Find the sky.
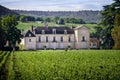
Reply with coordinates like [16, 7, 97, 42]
[0, 0, 114, 11]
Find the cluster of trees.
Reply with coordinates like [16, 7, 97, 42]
[95, 0, 120, 49]
[19, 15, 85, 24]
[0, 15, 22, 50]
[20, 15, 36, 22]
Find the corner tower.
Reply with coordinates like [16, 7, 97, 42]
[74, 26, 90, 49]
[24, 30, 36, 50]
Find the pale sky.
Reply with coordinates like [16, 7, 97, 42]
[0, 0, 114, 11]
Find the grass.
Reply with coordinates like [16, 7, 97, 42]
[17, 22, 97, 33]
[10, 50, 120, 80]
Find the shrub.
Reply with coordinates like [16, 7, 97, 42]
[15, 46, 19, 51]
[1, 46, 13, 51]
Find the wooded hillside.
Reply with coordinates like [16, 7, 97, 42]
[0, 5, 19, 17]
[14, 10, 101, 23]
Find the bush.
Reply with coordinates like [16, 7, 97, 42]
[1, 46, 13, 51]
[15, 46, 19, 51]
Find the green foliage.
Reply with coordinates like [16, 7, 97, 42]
[1, 15, 22, 48]
[58, 18, 65, 24]
[20, 15, 35, 22]
[0, 19, 6, 49]
[112, 14, 120, 49]
[54, 16, 60, 24]
[65, 17, 85, 24]
[14, 10, 101, 23]
[44, 17, 51, 22]
[97, 0, 120, 49]
[0, 51, 11, 80]
[20, 15, 27, 22]
[11, 50, 120, 80]
[7, 52, 15, 80]
[36, 17, 44, 21]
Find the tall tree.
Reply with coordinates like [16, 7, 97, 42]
[1, 15, 22, 49]
[54, 16, 60, 24]
[111, 14, 120, 49]
[0, 18, 6, 49]
[99, 0, 120, 49]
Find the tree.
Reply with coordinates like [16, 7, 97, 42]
[99, 0, 120, 49]
[111, 14, 120, 49]
[20, 15, 27, 22]
[1, 15, 22, 49]
[0, 19, 6, 49]
[36, 17, 43, 21]
[45, 17, 51, 22]
[27, 16, 35, 21]
[59, 18, 65, 24]
[54, 16, 60, 24]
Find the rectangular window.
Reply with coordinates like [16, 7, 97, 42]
[82, 36, 86, 41]
[93, 43, 96, 47]
[29, 39, 31, 42]
[38, 36, 41, 42]
[61, 36, 63, 42]
[53, 36, 56, 42]
[46, 36, 48, 42]
[68, 36, 71, 42]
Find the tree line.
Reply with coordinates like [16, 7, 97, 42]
[18, 15, 86, 24]
[14, 10, 101, 23]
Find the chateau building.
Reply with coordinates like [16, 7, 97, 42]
[23, 25, 99, 50]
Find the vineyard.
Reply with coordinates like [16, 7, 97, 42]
[0, 50, 120, 80]
[0, 51, 11, 80]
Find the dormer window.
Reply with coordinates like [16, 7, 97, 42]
[64, 30, 67, 34]
[42, 30, 45, 34]
[53, 29, 56, 34]
[29, 34, 31, 37]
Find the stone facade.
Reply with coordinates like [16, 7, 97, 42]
[24, 25, 98, 50]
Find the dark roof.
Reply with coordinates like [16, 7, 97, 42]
[25, 30, 36, 37]
[34, 26, 74, 34]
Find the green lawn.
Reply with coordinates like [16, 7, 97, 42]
[8, 50, 120, 80]
[17, 22, 97, 33]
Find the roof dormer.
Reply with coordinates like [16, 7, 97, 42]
[64, 30, 67, 34]
[52, 29, 56, 34]
[42, 30, 45, 34]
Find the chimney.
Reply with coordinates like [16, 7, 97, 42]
[31, 25, 34, 31]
